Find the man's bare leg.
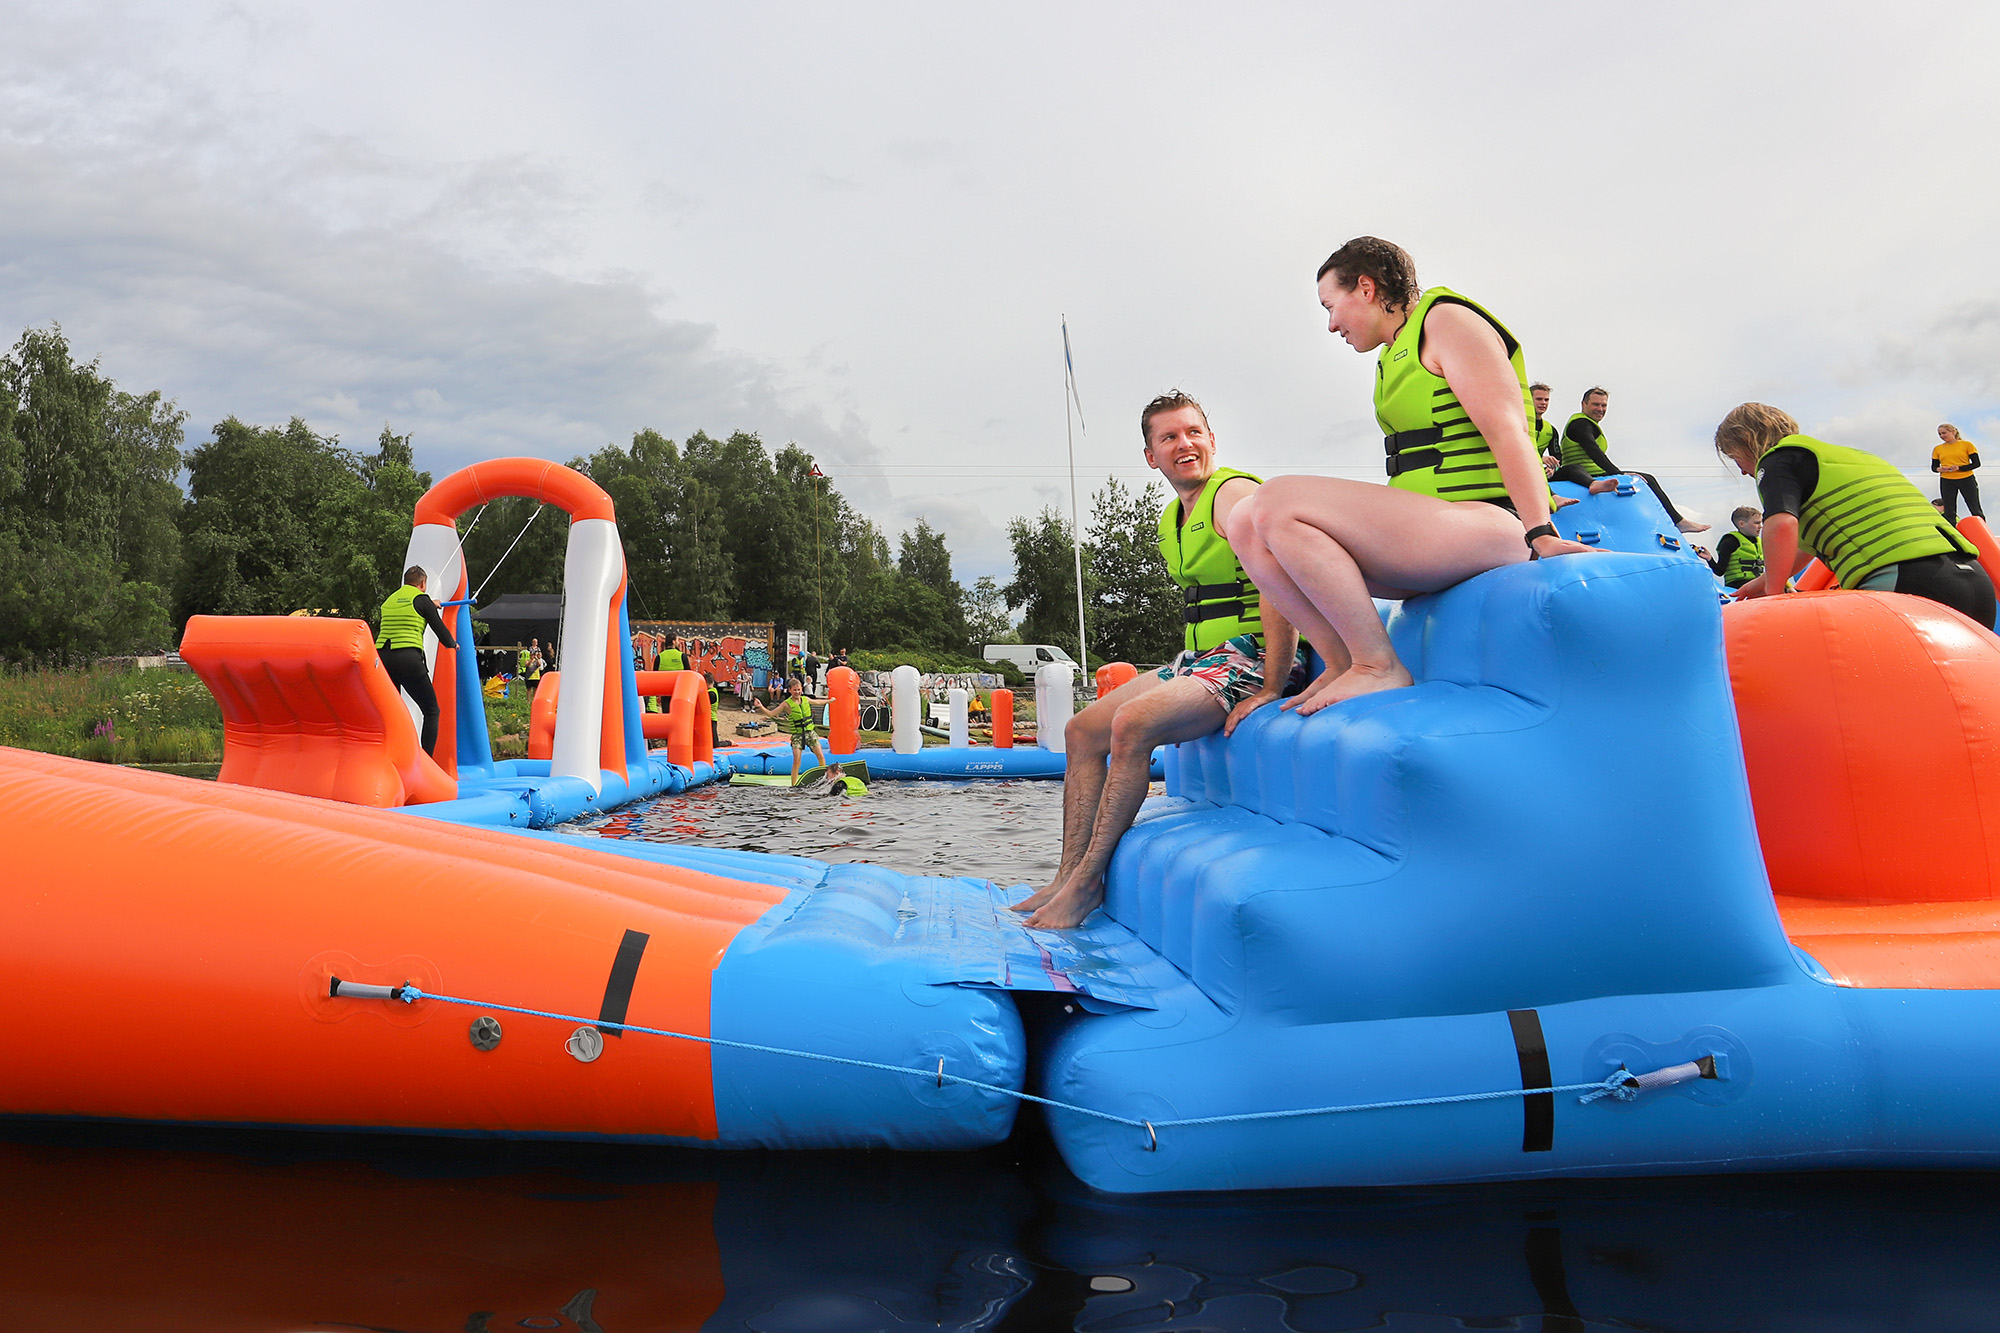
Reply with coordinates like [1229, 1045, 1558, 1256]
[1013, 670, 1167, 912]
[1023, 678, 1228, 930]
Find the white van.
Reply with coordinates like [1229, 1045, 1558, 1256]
[983, 644, 1076, 674]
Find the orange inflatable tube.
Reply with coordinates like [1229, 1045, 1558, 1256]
[634, 670, 714, 767]
[0, 747, 781, 1138]
[1792, 558, 1838, 591]
[1096, 662, 1138, 698]
[1958, 515, 2000, 592]
[828, 665, 860, 755]
[991, 688, 1014, 748]
[180, 615, 457, 807]
[529, 670, 560, 760]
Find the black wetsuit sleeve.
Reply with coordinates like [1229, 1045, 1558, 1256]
[1711, 532, 1740, 575]
[413, 594, 457, 650]
[1757, 447, 1819, 519]
[1564, 418, 1618, 473]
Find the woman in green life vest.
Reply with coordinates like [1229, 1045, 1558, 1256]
[752, 676, 835, 781]
[1716, 402, 1995, 624]
[1230, 236, 1598, 715]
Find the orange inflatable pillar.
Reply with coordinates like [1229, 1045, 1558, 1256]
[991, 688, 1014, 748]
[429, 568, 467, 778]
[667, 669, 713, 767]
[1958, 516, 2000, 593]
[528, 672, 560, 760]
[1793, 559, 1838, 591]
[1096, 662, 1137, 698]
[827, 666, 859, 755]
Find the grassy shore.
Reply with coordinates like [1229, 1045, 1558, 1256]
[0, 664, 224, 764]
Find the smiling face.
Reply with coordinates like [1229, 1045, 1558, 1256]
[1722, 443, 1758, 477]
[1317, 271, 1399, 353]
[1582, 391, 1609, 422]
[1142, 405, 1217, 492]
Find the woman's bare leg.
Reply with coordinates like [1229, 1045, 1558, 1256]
[1234, 477, 1526, 714]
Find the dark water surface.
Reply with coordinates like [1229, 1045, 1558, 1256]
[5, 1119, 1999, 1331]
[568, 776, 1072, 884]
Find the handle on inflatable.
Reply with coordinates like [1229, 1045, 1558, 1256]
[991, 689, 1014, 749]
[1958, 516, 2000, 592]
[1096, 662, 1137, 698]
[827, 667, 859, 755]
[1793, 559, 1838, 592]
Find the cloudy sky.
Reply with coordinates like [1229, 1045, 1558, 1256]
[5, 2, 1997, 581]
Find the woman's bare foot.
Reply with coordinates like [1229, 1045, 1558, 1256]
[1022, 878, 1104, 930]
[1280, 665, 1345, 714]
[1288, 661, 1415, 716]
[1588, 478, 1619, 494]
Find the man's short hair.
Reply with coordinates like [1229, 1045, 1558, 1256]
[1140, 391, 1210, 446]
[1316, 237, 1421, 313]
[1528, 381, 1550, 393]
[1731, 505, 1760, 525]
[404, 566, 427, 584]
[1582, 387, 1608, 405]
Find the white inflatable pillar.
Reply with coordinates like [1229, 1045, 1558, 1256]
[891, 665, 921, 754]
[948, 687, 969, 748]
[549, 518, 625, 792]
[1036, 662, 1075, 753]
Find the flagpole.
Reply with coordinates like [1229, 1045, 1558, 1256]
[1063, 316, 1089, 670]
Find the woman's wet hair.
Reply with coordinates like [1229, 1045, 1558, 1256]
[1316, 237, 1420, 313]
[1714, 403, 1801, 463]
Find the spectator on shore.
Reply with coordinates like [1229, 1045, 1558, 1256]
[1934, 423, 1984, 523]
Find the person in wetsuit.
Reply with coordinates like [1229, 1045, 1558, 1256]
[1555, 387, 1706, 532]
[1709, 506, 1766, 590]
[1933, 423, 1984, 523]
[1717, 402, 1994, 623]
[375, 566, 457, 756]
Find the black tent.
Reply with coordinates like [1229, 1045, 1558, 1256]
[475, 593, 563, 662]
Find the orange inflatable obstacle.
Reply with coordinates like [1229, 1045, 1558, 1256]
[180, 615, 457, 807]
[0, 747, 1022, 1148]
[1725, 589, 2000, 987]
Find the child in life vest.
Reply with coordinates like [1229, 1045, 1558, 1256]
[752, 677, 835, 780]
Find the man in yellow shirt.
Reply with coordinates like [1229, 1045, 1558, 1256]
[1933, 422, 1984, 523]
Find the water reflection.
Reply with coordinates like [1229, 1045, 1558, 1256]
[3, 1121, 1997, 1331]
[569, 778, 1068, 884]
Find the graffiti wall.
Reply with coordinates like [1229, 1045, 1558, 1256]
[631, 621, 774, 701]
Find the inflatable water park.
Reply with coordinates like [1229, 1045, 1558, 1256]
[11, 457, 2000, 1193]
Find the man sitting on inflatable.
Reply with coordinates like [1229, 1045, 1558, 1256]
[1015, 391, 1302, 929]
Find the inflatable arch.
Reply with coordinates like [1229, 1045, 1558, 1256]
[406, 458, 636, 796]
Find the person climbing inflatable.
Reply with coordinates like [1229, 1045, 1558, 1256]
[1230, 236, 1596, 716]
[1716, 402, 1995, 623]
[374, 565, 456, 755]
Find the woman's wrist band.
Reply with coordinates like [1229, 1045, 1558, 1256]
[1523, 523, 1558, 559]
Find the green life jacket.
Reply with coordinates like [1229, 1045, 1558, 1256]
[1559, 414, 1611, 477]
[658, 648, 687, 673]
[376, 584, 428, 651]
[1156, 467, 1265, 653]
[1766, 435, 1975, 587]
[515, 648, 529, 674]
[1534, 415, 1559, 458]
[1375, 287, 1531, 504]
[1721, 532, 1765, 587]
[783, 695, 818, 738]
[707, 682, 720, 714]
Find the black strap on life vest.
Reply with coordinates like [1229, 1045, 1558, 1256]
[1183, 578, 1256, 625]
[1384, 426, 1445, 478]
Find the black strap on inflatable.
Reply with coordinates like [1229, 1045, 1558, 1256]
[1507, 1008, 1555, 1152]
[596, 929, 651, 1038]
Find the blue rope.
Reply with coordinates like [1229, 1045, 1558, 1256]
[396, 985, 1639, 1138]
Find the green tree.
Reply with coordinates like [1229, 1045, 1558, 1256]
[1003, 505, 1092, 660]
[895, 517, 969, 652]
[0, 326, 183, 661]
[1087, 477, 1182, 665]
[965, 574, 1013, 645]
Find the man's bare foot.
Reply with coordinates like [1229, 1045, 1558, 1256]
[1289, 661, 1415, 716]
[1588, 478, 1619, 494]
[1022, 878, 1104, 930]
[1010, 881, 1060, 913]
[1677, 518, 1711, 533]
